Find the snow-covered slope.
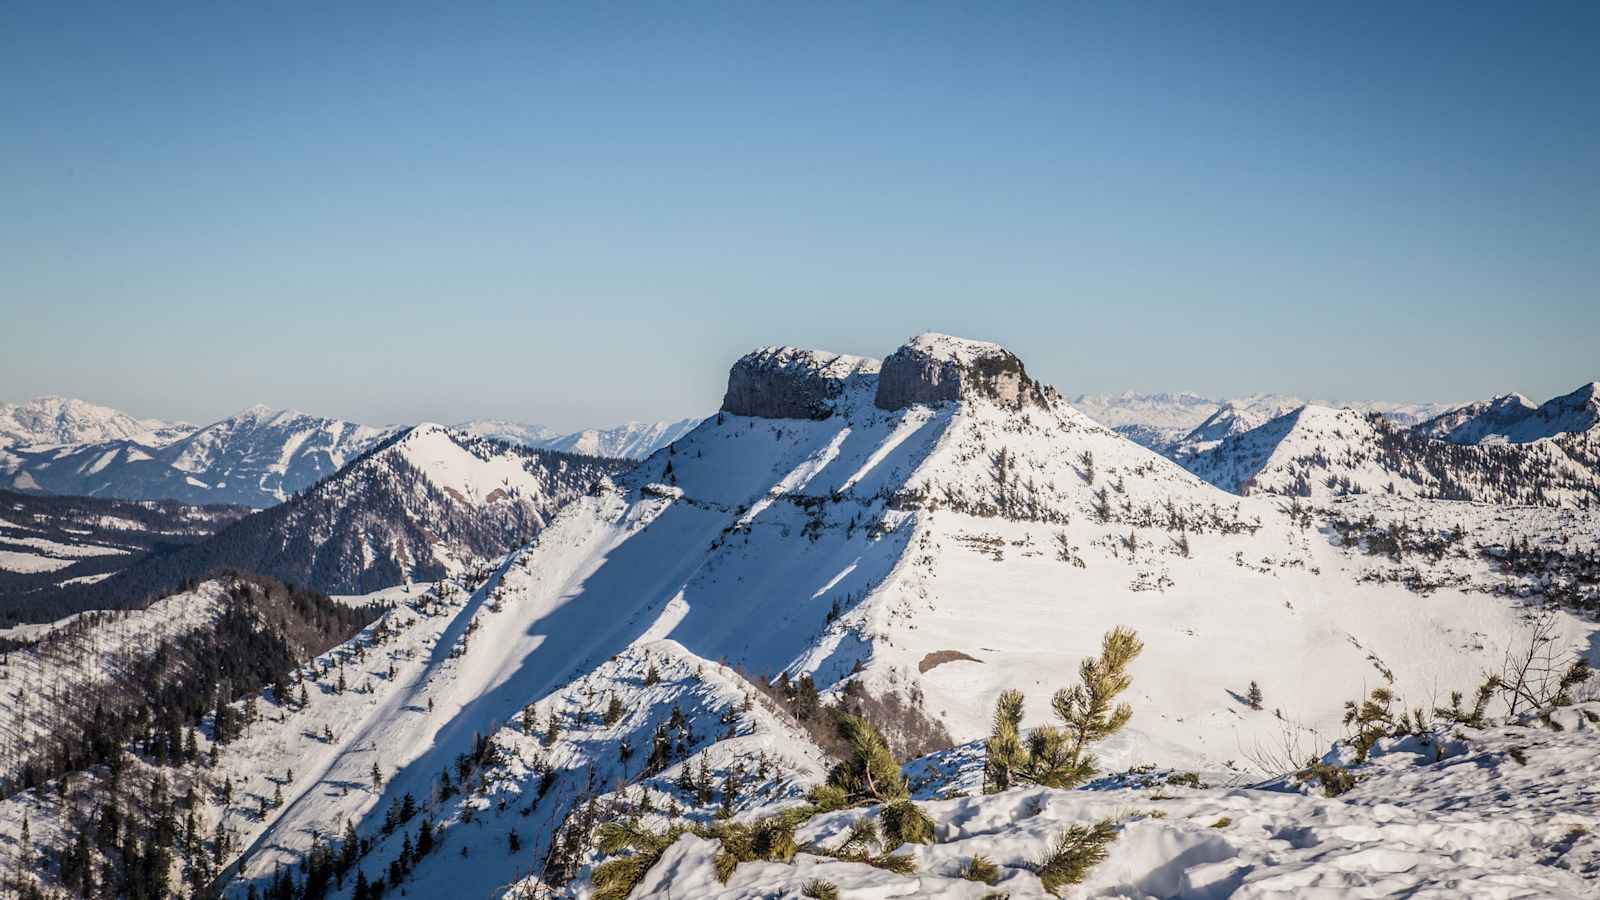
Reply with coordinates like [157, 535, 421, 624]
[1165, 400, 1295, 462]
[1, 334, 1594, 899]
[1071, 392, 1456, 452]
[1182, 403, 1600, 505]
[1414, 392, 1539, 444]
[567, 701, 1600, 898]
[1, 406, 397, 507]
[1419, 382, 1600, 446]
[1503, 381, 1600, 442]
[0, 396, 190, 448]
[51, 425, 630, 612]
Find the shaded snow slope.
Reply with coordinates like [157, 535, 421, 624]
[1418, 381, 1600, 445]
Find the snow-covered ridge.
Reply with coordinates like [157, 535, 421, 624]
[1419, 381, 1600, 445]
[1068, 392, 1459, 452]
[0, 396, 191, 449]
[1181, 400, 1600, 506]
[0, 405, 398, 507]
[54, 424, 631, 606]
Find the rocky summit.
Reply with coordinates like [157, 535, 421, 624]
[874, 331, 1051, 411]
[719, 346, 879, 419]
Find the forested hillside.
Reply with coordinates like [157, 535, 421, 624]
[0, 491, 249, 628]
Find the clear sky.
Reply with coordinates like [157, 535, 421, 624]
[3, 2, 1596, 430]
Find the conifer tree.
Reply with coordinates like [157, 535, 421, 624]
[984, 627, 1143, 792]
[1247, 681, 1264, 711]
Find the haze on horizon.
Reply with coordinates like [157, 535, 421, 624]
[3, 2, 1596, 431]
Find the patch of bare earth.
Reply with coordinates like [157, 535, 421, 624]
[919, 650, 982, 674]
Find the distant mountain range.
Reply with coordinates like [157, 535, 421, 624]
[0, 397, 701, 508]
[0, 405, 397, 508]
[1172, 382, 1600, 506]
[1068, 391, 1457, 449]
[0, 396, 192, 448]
[455, 416, 702, 460]
[20, 425, 629, 622]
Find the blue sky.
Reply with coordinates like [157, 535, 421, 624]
[2, 2, 1596, 429]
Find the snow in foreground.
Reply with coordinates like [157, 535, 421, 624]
[589, 703, 1600, 899]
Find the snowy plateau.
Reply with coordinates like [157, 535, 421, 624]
[0, 333, 1597, 900]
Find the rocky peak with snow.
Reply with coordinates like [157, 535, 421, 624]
[720, 346, 880, 420]
[874, 332, 1050, 412]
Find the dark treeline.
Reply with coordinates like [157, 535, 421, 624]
[4, 572, 383, 899]
[2, 571, 381, 799]
[0, 490, 249, 627]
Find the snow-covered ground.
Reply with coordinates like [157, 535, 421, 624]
[0, 335, 1594, 898]
[599, 702, 1600, 898]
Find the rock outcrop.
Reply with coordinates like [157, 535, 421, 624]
[720, 348, 880, 420]
[874, 332, 1049, 411]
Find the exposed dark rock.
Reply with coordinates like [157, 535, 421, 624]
[720, 347, 880, 420]
[875, 333, 1049, 411]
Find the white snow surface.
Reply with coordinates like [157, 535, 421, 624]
[0, 340, 1594, 900]
[0, 396, 191, 449]
[613, 703, 1600, 899]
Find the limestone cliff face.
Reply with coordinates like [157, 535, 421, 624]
[874, 333, 1049, 411]
[719, 347, 881, 420]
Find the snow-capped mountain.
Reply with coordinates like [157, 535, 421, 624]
[0, 396, 191, 448]
[456, 417, 704, 460]
[48, 424, 629, 613]
[1070, 391, 1456, 451]
[1181, 403, 1600, 504]
[1414, 392, 1540, 443]
[1066, 391, 1219, 448]
[1, 405, 398, 508]
[537, 417, 703, 460]
[1418, 382, 1600, 445]
[1, 334, 1595, 899]
[452, 419, 562, 447]
[1164, 400, 1296, 462]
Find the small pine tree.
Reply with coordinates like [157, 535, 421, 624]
[604, 694, 625, 727]
[984, 627, 1143, 792]
[1247, 681, 1264, 711]
[370, 762, 383, 790]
